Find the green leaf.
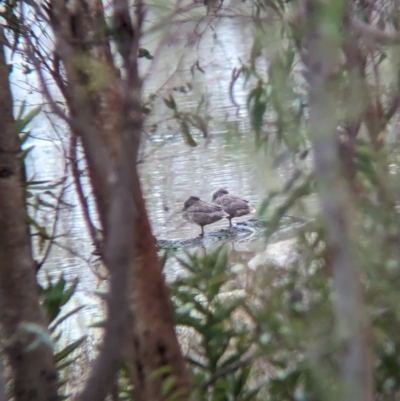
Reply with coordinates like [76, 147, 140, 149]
[161, 376, 177, 396]
[54, 275, 67, 295]
[275, 0, 285, 11]
[186, 356, 207, 370]
[41, 275, 69, 322]
[165, 388, 188, 401]
[138, 48, 153, 59]
[16, 100, 27, 121]
[51, 331, 63, 344]
[93, 291, 108, 300]
[258, 191, 279, 216]
[57, 394, 72, 401]
[207, 274, 226, 301]
[220, 353, 243, 369]
[286, 49, 295, 71]
[180, 121, 197, 147]
[50, 305, 85, 332]
[15, 105, 41, 134]
[26, 214, 50, 240]
[250, 35, 263, 69]
[174, 314, 204, 332]
[214, 298, 244, 321]
[17, 322, 54, 351]
[25, 180, 52, 187]
[19, 130, 31, 146]
[234, 365, 251, 396]
[159, 250, 170, 272]
[54, 336, 86, 363]
[56, 358, 76, 370]
[60, 277, 79, 306]
[150, 365, 172, 379]
[89, 320, 107, 328]
[248, 82, 268, 139]
[377, 51, 387, 66]
[17, 145, 34, 161]
[164, 95, 177, 111]
[243, 387, 261, 401]
[176, 256, 198, 274]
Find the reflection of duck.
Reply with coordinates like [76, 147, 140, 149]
[212, 189, 255, 227]
[182, 196, 227, 236]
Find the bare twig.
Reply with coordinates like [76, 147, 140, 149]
[229, 66, 243, 115]
[69, 135, 103, 257]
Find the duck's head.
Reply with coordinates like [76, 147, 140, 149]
[212, 188, 229, 202]
[182, 196, 201, 211]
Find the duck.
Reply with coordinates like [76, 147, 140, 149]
[182, 196, 227, 236]
[211, 188, 255, 228]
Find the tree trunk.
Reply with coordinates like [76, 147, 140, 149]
[0, 358, 6, 401]
[0, 28, 58, 401]
[46, 1, 191, 399]
[301, 2, 374, 401]
[128, 171, 191, 401]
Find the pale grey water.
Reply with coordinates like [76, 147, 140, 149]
[8, 3, 316, 344]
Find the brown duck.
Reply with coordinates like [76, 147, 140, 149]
[212, 188, 254, 227]
[182, 196, 228, 236]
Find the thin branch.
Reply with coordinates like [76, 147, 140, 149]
[351, 17, 400, 45]
[37, 174, 69, 269]
[69, 135, 104, 257]
[384, 88, 400, 123]
[229, 66, 243, 116]
[22, 31, 72, 127]
[19, 5, 69, 101]
[201, 357, 252, 390]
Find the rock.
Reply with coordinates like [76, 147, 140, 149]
[248, 238, 299, 271]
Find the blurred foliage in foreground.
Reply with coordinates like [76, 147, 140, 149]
[25, 237, 400, 401]
[156, 0, 400, 398]
[163, 241, 400, 401]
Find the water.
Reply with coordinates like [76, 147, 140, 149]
[9, 3, 316, 341]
